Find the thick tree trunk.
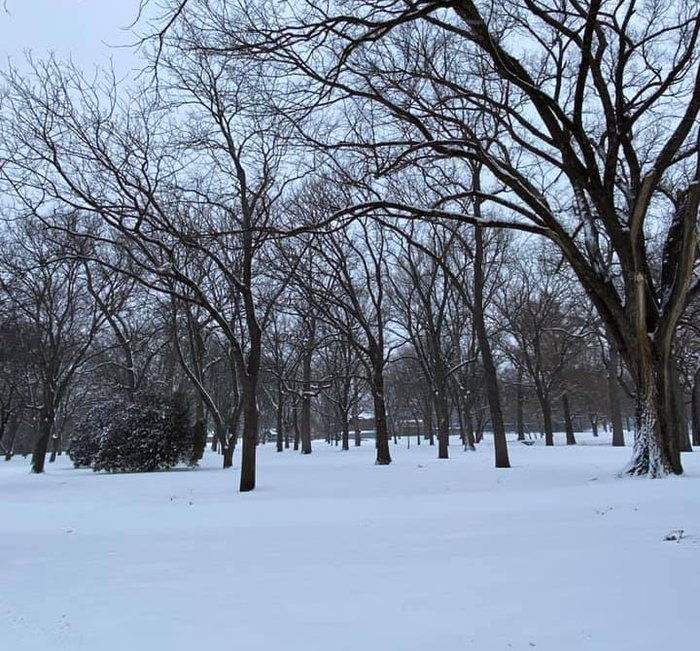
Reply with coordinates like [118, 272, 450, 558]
[562, 392, 576, 445]
[31, 405, 55, 474]
[222, 443, 234, 469]
[239, 383, 259, 492]
[341, 420, 350, 451]
[626, 351, 682, 477]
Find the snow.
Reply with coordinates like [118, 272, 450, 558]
[1, 433, 699, 650]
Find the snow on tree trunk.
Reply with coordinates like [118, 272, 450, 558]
[626, 358, 681, 478]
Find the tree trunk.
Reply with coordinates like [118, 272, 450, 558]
[49, 436, 58, 463]
[516, 366, 525, 441]
[276, 385, 284, 453]
[464, 407, 476, 450]
[539, 393, 553, 446]
[341, 419, 350, 451]
[31, 404, 55, 474]
[607, 340, 625, 447]
[692, 367, 700, 447]
[590, 414, 599, 438]
[626, 350, 682, 477]
[300, 348, 313, 455]
[473, 222, 510, 468]
[456, 400, 466, 447]
[372, 371, 391, 465]
[670, 356, 691, 452]
[293, 408, 300, 451]
[435, 393, 449, 459]
[424, 400, 435, 446]
[562, 392, 576, 445]
[222, 443, 234, 469]
[239, 382, 259, 492]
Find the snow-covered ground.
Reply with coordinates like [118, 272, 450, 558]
[1, 433, 699, 650]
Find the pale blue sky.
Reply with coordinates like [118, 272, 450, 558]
[0, 1, 150, 77]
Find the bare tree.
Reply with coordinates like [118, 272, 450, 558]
[0, 31, 302, 489]
[499, 252, 590, 446]
[299, 216, 394, 465]
[389, 227, 470, 458]
[0, 219, 104, 472]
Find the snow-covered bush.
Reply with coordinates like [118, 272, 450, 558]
[69, 404, 110, 468]
[69, 392, 193, 472]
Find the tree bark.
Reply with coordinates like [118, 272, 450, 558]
[562, 392, 576, 445]
[300, 347, 313, 455]
[372, 370, 391, 465]
[341, 420, 350, 451]
[538, 392, 554, 446]
[217, 420, 234, 469]
[590, 414, 599, 438]
[31, 403, 55, 474]
[607, 340, 625, 447]
[670, 356, 691, 452]
[473, 221, 510, 468]
[293, 409, 300, 451]
[516, 365, 526, 441]
[692, 367, 700, 447]
[626, 349, 682, 477]
[239, 379, 259, 492]
[435, 393, 450, 459]
[276, 384, 284, 453]
[464, 407, 476, 450]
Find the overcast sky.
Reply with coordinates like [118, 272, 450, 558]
[0, 1, 151, 78]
